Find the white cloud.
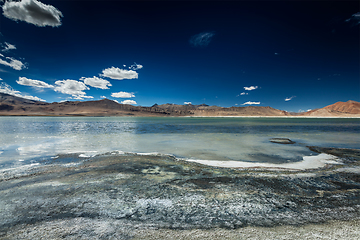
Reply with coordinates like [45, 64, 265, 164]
[307, 109, 312, 112]
[345, 12, 360, 26]
[3, 42, 16, 51]
[242, 101, 260, 105]
[189, 32, 215, 47]
[0, 78, 2, 81]
[121, 100, 137, 105]
[244, 86, 258, 91]
[111, 91, 135, 98]
[2, 0, 63, 27]
[240, 92, 248, 95]
[100, 96, 106, 99]
[54, 79, 92, 99]
[80, 76, 112, 89]
[16, 77, 54, 88]
[0, 82, 45, 101]
[0, 55, 26, 70]
[129, 62, 143, 70]
[100, 66, 138, 80]
[285, 96, 296, 101]
[184, 102, 192, 105]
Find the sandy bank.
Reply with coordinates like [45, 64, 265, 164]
[187, 153, 342, 170]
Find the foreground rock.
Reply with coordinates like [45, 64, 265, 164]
[0, 147, 360, 239]
[269, 138, 295, 144]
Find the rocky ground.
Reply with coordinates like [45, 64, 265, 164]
[0, 147, 360, 239]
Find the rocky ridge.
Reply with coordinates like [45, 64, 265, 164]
[0, 93, 359, 117]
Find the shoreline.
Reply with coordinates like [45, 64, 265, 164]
[0, 114, 359, 118]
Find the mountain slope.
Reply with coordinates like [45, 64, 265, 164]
[302, 100, 360, 117]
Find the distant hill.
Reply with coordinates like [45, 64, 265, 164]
[302, 100, 360, 117]
[0, 92, 359, 117]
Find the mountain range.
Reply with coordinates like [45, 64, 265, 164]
[0, 93, 359, 117]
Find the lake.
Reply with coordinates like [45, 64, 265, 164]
[1, 116, 359, 169]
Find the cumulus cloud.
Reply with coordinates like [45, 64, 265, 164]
[189, 31, 215, 47]
[2, 42, 16, 51]
[242, 101, 260, 105]
[121, 100, 137, 105]
[100, 66, 138, 80]
[16, 77, 54, 88]
[285, 96, 296, 101]
[111, 91, 135, 98]
[2, 0, 63, 27]
[345, 12, 360, 26]
[184, 102, 192, 105]
[0, 55, 26, 70]
[244, 86, 258, 91]
[80, 76, 112, 89]
[0, 82, 45, 101]
[129, 62, 143, 70]
[54, 79, 92, 99]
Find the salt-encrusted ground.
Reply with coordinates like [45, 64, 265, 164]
[1, 147, 360, 239]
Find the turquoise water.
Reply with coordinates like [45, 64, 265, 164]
[0, 117, 359, 169]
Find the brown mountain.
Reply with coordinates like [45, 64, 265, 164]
[0, 92, 290, 117]
[0, 93, 359, 117]
[301, 100, 360, 117]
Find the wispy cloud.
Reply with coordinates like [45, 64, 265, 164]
[345, 12, 360, 26]
[0, 82, 45, 101]
[100, 66, 138, 80]
[236, 92, 248, 97]
[285, 96, 296, 101]
[2, 0, 63, 27]
[121, 100, 137, 105]
[129, 62, 143, 71]
[111, 91, 135, 98]
[80, 76, 112, 89]
[189, 32, 215, 48]
[54, 79, 93, 99]
[16, 77, 54, 88]
[2, 42, 16, 51]
[242, 101, 260, 105]
[0, 55, 26, 70]
[244, 86, 258, 91]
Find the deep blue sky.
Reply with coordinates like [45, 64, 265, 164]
[0, 0, 359, 112]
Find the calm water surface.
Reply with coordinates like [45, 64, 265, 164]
[0, 117, 359, 169]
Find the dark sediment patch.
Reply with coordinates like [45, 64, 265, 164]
[0, 148, 360, 239]
[307, 146, 360, 163]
